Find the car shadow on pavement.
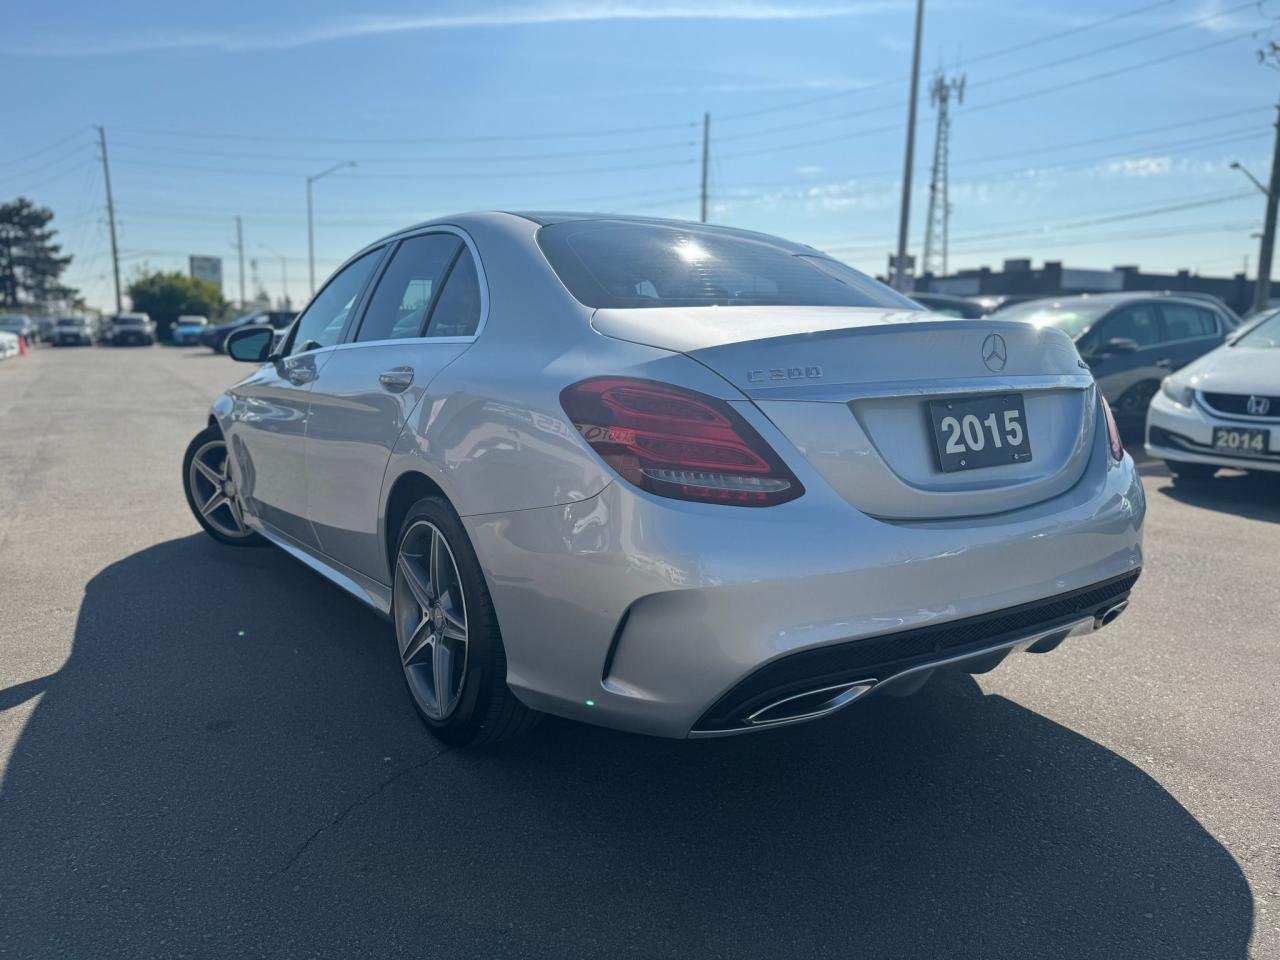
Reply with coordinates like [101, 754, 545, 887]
[1155, 472, 1280, 525]
[0, 535, 1254, 959]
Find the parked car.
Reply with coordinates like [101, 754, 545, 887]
[1146, 309, 1279, 478]
[0, 330, 18, 359]
[171, 315, 209, 346]
[971, 294, 1048, 315]
[107, 313, 156, 346]
[201, 310, 296, 353]
[0, 314, 38, 346]
[996, 293, 1234, 427]
[910, 292, 987, 318]
[182, 212, 1144, 747]
[52, 316, 94, 346]
[37, 317, 58, 342]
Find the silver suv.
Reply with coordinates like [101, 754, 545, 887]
[107, 313, 155, 346]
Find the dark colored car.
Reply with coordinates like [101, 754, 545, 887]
[107, 313, 156, 346]
[202, 311, 297, 353]
[910, 293, 986, 318]
[997, 293, 1236, 425]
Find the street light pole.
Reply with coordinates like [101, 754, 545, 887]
[306, 161, 356, 297]
[1232, 100, 1280, 312]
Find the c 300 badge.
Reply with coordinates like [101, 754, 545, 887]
[746, 365, 823, 383]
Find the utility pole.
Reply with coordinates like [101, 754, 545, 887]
[1253, 101, 1280, 312]
[922, 70, 965, 280]
[700, 113, 711, 223]
[306, 161, 356, 297]
[234, 215, 246, 310]
[892, 0, 926, 292]
[94, 126, 122, 314]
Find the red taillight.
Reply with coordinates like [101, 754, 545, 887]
[1099, 388, 1124, 462]
[560, 377, 804, 507]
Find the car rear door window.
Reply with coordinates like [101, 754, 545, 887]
[356, 234, 462, 343]
[289, 249, 382, 355]
[1160, 303, 1217, 341]
[1089, 305, 1158, 350]
[425, 250, 482, 338]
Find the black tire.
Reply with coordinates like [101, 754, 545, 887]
[1166, 460, 1216, 480]
[393, 496, 540, 746]
[182, 425, 266, 547]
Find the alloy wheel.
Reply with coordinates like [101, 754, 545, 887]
[394, 521, 469, 721]
[188, 439, 251, 539]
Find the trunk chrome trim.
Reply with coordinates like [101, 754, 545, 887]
[741, 373, 1094, 403]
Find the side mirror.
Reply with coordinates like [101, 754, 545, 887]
[226, 325, 275, 362]
[1106, 337, 1139, 354]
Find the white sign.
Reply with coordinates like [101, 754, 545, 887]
[189, 256, 223, 290]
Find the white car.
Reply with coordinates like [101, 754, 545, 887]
[0, 330, 18, 359]
[183, 212, 1145, 746]
[1146, 310, 1280, 477]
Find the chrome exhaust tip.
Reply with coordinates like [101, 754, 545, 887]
[1095, 600, 1129, 630]
[745, 680, 875, 727]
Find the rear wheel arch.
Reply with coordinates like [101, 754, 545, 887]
[384, 469, 451, 581]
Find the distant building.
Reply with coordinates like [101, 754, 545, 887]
[918, 258, 1254, 315]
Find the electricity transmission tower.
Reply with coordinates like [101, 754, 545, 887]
[922, 70, 964, 280]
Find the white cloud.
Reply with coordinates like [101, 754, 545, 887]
[1102, 156, 1175, 178]
[6, 2, 912, 56]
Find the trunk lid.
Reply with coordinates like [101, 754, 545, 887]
[593, 306, 1097, 519]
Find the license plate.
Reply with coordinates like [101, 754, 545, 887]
[1212, 427, 1270, 457]
[928, 394, 1033, 473]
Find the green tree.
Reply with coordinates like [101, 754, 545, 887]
[126, 271, 226, 342]
[0, 197, 76, 308]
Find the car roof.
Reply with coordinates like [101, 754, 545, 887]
[364, 210, 819, 256]
[1019, 291, 1226, 309]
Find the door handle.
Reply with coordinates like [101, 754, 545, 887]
[1154, 358, 1172, 369]
[378, 366, 415, 392]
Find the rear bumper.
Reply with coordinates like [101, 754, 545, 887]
[1146, 392, 1280, 473]
[465, 421, 1145, 739]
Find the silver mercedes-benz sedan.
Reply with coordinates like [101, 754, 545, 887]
[183, 212, 1145, 746]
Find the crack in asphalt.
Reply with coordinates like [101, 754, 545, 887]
[271, 747, 452, 878]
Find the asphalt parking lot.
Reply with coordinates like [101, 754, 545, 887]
[1, 344, 1277, 959]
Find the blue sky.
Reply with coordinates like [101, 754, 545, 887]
[2, 0, 1275, 311]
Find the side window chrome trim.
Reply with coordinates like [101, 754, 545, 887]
[339, 224, 489, 347]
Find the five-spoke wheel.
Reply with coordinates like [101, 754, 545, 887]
[182, 425, 264, 546]
[391, 497, 540, 744]
[394, 520, 469, 721]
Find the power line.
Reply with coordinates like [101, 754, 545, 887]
[823, 198, 1258, 255]
[711, 108, 1271, 195]
[0, 128, 92, 168]
[112, 118, 699, 146]
[965, 0, 1182, 66]
[717, 0, 1251, 147]
[966, 30, 1256, 117]
[106, 136, 700, 165]
[107, 154, 698, 181]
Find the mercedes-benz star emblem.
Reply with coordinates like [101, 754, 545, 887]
[1247, 395, 1271, 416]
[981, 332, 1008, 372]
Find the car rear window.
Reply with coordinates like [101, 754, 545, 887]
[536, 220, 917, 310]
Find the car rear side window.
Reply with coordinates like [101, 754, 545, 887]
[425, 250, 482, 337]
[537, 220, 917, 310]
[356, 234, 462, 343]
[1161, 303, 1217, 340]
